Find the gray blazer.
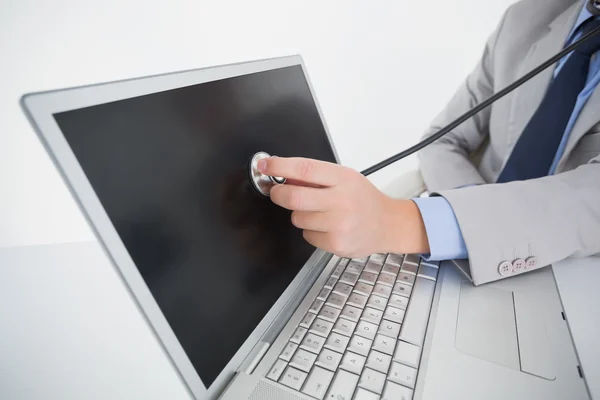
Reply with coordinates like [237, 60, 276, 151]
[418, 0, 600, 285]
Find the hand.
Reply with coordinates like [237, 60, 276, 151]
[257, 157, 430, 257]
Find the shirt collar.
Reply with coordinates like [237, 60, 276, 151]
[569, 0, 597, 38]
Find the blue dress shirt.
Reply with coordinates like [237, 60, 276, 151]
[413, 2, 600, 261]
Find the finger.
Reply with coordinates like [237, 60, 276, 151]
[258, 157, 340, 187]
[291, 211, 331, 232]
[302, 230, 330, 250]
[284, 178, 323, 188]
[270, 185, 334, 212]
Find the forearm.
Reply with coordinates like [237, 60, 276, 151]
[438, 162, 600, 285]
[417, 6, 511, 192]
[419, 140, 487, 191]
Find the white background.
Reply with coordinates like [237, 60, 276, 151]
[0, 0, 516, 248]
[0, 0, 515, 399]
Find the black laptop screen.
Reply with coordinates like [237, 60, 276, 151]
[53, 65, 337, 387]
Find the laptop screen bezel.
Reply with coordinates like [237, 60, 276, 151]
[20, 55, 341, 399]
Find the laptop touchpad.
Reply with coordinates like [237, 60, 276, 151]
[455, 282, 520, 370]
[455, 281, 555, 379]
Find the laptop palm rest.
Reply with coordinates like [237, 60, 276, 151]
[455, 281, 555, 380]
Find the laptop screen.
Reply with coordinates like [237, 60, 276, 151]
[53, 64, 337, 387]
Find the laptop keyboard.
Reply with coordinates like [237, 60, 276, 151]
[266, 253, 439, 400]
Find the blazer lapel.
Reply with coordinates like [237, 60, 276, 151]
[556, 84, 600, 171]
[507, 2, 583, 153]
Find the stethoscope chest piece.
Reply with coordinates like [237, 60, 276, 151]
[249, 151, 286, 196]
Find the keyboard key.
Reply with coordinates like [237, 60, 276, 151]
[300, 312, 317, 328]
[333, 282, 353, 298]
[339, 351, 366, 374]
[388, 361, 417, 389]
[386, 253, 404, 266]
[418, 264, 438, 281]
[340, 305, 362, 322]
[389, 294, 409, 310]
[381, 263, 400, 276]
[317, 288, 331, 301]
[369, 253, 387, 264]
[349, 335, 373, 356]
[403, 254, 420, 265]
[392, 282, 412, 298]
[373, 333, 396, 356]
[383, 306, 405, 324]
[372, 283, 392, 298]
[346, 261, 365, 275]
[279, 366, 307, 390]
[326, 292, 346, 309]
[382, 381, 413, 400]
[394, 340, 421, 369]
[325, 332, 350, 353]
[266, 359, 287, 381]
[300, 333, 325, 354]
[324, 277, 338, 290]
[399, 277, 436, 346]
[361, 307, 383, 325]
[331, 264, 346, 279]
[353, 256, 369, 264]
[378, 320, 401, 339]
[290, 348, 317, 372]
[309, 299, 324, 314]
[397, 272, 416, 286]
[316, 348, 342, 371]
[326, 369, 359, 400]
[366, 349, 392, 374]
[359, 271, 378, 285]
[319, 305, 341, 323]
[279, 342, 298, 361]
[401, 262, 419, 275]
[338, 258, 350, 267]
[340, 271, 359, 286]
[301, 366, 334, 400]
[367, 294, 388, 311]
[358, 367, 386, 394]
[347, 292, 368, 309]
[355, 320, 378, 340]
[290, 326, 308, 344]
[377, 273, 396, 287]
[353, 387, 380, 400]
[310, 318, 333, 337]
[354, 282, 374, 297]
[364, 260, 383, 274]
[333, 318, 356, 337]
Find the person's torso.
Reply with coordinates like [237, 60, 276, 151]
[476, 0, 600, 181]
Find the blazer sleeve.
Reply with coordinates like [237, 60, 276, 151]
[436, 159, 600, 285]
[417, 7, 510, 191]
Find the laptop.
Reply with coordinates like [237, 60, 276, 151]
[19, 55, 597, 400]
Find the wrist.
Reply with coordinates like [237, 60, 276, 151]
[381, 198, 430, 255]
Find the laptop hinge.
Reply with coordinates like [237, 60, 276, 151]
[237, 252, 333, 377]
[261, 252, 333, 344]
[240, 342, 270, 375]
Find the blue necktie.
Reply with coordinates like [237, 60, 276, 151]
[497, 19, 600, 183]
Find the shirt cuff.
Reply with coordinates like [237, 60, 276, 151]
[412, 196, 468, 261]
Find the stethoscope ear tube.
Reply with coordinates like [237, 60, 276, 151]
[248, 9, 600, 194]
[360, 14, 600, 177]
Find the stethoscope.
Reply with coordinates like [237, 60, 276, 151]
[250, 0, 600, 197]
